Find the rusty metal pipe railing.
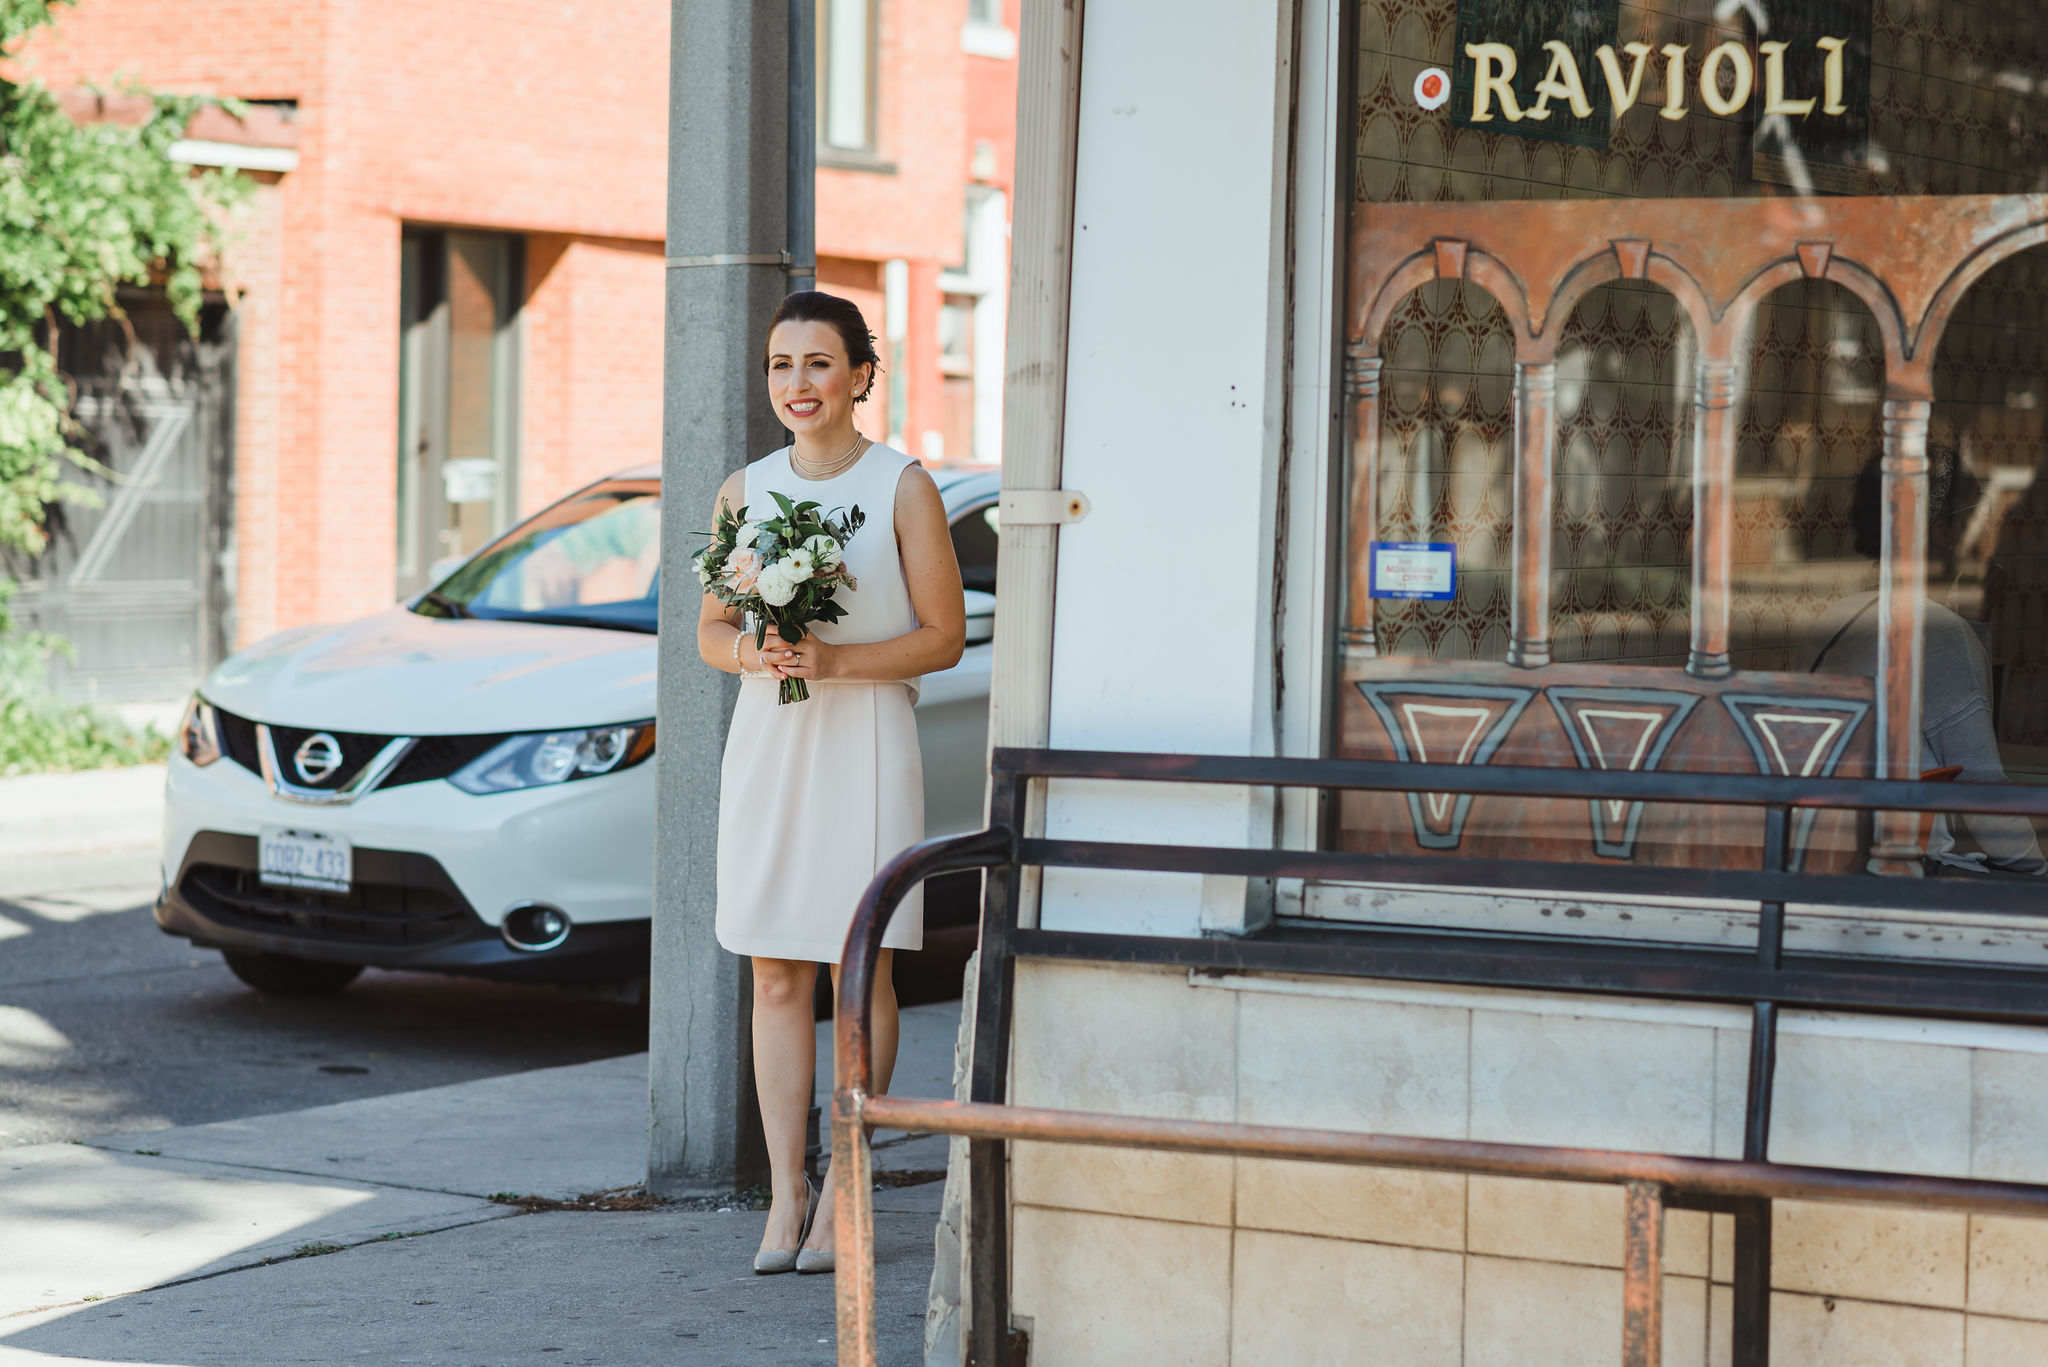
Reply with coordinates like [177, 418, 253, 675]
[829, 755, 2048, 1367]
[833, 830, 1012, 1359]
[851, 1093, 2048, 1219]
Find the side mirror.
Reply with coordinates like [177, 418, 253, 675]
[963, 589, 996, 646]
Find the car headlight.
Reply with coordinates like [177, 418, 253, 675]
[449, 721, 656, 795]
[177, 695, 222, 767]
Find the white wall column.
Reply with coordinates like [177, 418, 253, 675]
[1042, 0, 1298, 935]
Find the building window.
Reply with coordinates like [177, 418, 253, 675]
[938, 295, 975, 374]
[939, 188, 1008, 465]
[961, 0, 1015, 59]
[938, 294, 977, 466]
[819, 0, 877, 153]
[397, 229, 523, 598]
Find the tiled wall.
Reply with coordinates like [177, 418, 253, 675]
[1006, 960, 2048, 1366]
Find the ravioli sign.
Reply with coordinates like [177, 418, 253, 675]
[1752, 0, 1873, 194]
[1451, 0, 1620, 149]
[1449, 0, 1865, 160]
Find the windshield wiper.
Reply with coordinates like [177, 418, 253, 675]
[506, 612, 657, 635]
[418, 591, 471, 619]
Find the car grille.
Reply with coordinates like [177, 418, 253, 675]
[177, 831, 475, 947]
[265, 723, 397, 790]
[216, 709, 263, 773]
[212, 707, 509, 791]
[383, 733, 510, 788]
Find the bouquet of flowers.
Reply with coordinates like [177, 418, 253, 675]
[696, 491, 866, 704]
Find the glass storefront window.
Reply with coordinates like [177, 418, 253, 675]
[1330, 0, 2048, 888]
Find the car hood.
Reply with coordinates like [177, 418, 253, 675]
[203, 608, 658, 735]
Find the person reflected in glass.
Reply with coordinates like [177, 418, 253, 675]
[1982, 448, 2048, 762]
[1798, 447, 2046, 875]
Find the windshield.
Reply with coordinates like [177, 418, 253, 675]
[414, 480, 660, 633]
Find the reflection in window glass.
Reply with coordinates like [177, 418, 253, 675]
[1333, 0, 2048, 880]
[1372, 279, 1515, 662]
[423, 486, 660, 634]
[1934, 248, 2048, 808]
[1728, 281, 1882, 673]
[1550, 282, 1694, 668]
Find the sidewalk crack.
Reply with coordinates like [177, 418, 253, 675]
[72, 1146, 523, 1201]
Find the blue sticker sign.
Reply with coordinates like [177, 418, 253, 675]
[1369, 541, 1457, 601]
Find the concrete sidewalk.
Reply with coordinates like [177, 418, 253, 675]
[0, 765, 165, 899]
[0, 1003, 960, 1366]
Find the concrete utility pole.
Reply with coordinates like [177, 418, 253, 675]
[647, 0, 800, 1197]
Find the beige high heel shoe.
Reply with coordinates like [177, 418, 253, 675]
[753, 1176, 819, 1275]
[797, 1186, 834, 1275]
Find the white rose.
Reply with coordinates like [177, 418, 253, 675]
[802, 534, 843, 570]
[757, 562, 800, 606]
[735, 521, 761, 548]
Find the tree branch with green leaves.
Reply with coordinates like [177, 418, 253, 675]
[0, 0, 247, 770]
[0, 0, 248, 578]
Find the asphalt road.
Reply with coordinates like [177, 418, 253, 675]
[0, 877, 649, 1150]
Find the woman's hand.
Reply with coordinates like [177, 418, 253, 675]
[760, 628, 837, 683]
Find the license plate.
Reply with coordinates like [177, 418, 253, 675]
[258, 827, 352, 894]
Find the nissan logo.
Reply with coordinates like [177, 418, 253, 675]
[293, 733, 345, 784]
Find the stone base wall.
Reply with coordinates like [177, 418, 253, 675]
[1003, 960, 2048, 1366]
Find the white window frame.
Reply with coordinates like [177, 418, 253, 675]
[819, 0, 880, 154]
[961, 9, 1016, 61]
[1276, 0, 1346, 882]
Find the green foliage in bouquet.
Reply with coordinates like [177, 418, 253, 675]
[695, 491, 866, 703]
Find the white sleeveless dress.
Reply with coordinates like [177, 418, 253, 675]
[715, 443, 925, 962]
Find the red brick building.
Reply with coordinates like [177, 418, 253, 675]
[15, 0, 1015, 686]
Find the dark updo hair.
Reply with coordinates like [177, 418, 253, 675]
[762, 290, 882, 403]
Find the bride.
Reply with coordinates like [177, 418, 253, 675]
[696, 290, 966, 1273]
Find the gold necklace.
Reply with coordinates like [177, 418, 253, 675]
[792, 432, 867, 481]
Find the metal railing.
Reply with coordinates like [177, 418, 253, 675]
[830, 749, 2048, 1367]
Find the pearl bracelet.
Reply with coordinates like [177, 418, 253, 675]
[732, 629, 765, 678]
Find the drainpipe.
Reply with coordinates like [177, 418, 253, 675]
[788, 0, 816, 298]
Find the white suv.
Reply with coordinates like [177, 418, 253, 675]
[158, 464, 999, 994]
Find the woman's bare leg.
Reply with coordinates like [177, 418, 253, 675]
[752, 955, 820, 1254]
[805, 948, 896, 1251]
